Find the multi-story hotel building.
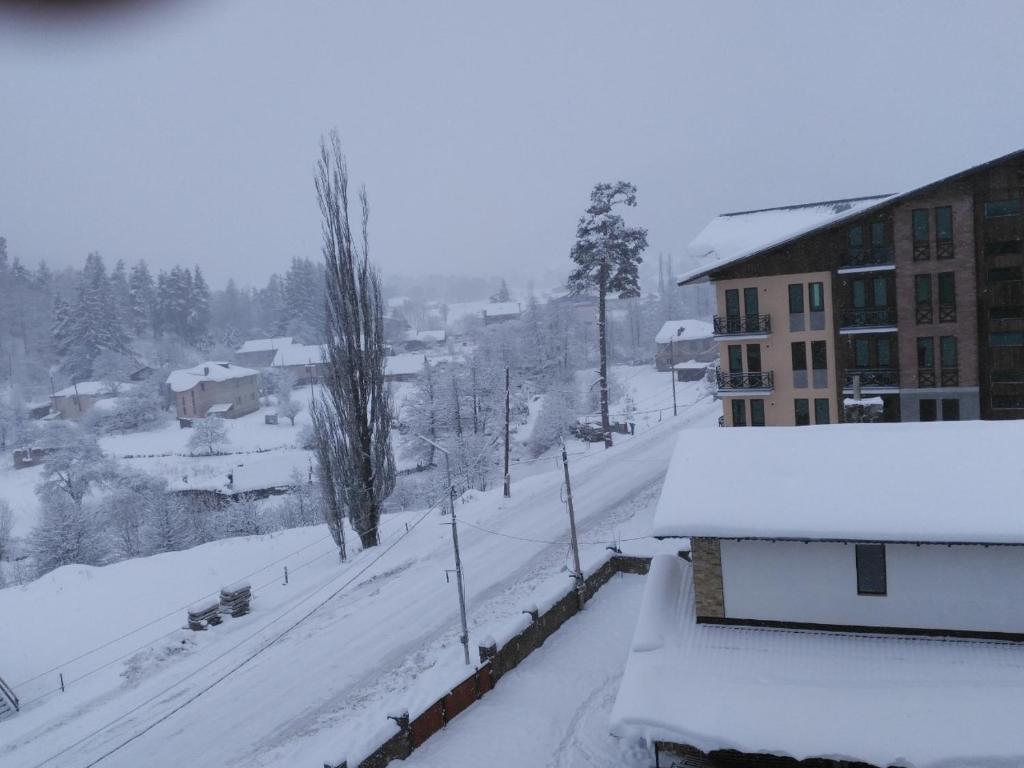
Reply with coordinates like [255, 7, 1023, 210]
[681, 149, 1024, 426]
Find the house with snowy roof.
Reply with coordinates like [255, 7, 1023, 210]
[612, 420, 1024, 768]
[166, 362, 259, 420]
[653, 319, 715, 371]
[234, 337, 295, 368]
[50, 381, 121, 420]
[271, 343, 327, 385]
[680, 147, 1024, 427]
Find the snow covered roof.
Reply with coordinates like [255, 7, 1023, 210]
[482, 301, 521, 318]
[235, 337, 294, 354]
[403, 329, 446, 344]
[678, 195, 892, 284]
[654, 319, 714, 344]
[52, 381, 118, 398]
[272, 344, 327, 367]
[385, 353, 426, 377]
[612, 555, 1024, 768]
[655, 421, 1024, 544]
[672, 360, 708, 370]
[166, 362, 259, 393]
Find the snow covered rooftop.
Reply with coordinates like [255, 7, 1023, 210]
[678, 195, 892, 284]
[272, 344, 327, 367]
[655, 421, 1024, 544]
[482, 301, 521, 318]
[385, 353, 426, 378]
[51, 381, 118, 398]
[672, 360, 708, 370]
[235, 337, 294, 354]
[612, 555, 1024, 768]
[654, 319, 714, 344]
[403, 329, 446, 344]
[166, 362, 259, 393]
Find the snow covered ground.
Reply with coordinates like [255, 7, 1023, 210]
[399, 574, 651, 768]
[0, 384, 718, 768]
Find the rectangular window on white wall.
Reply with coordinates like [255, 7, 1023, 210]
[855, 544, 887, 596]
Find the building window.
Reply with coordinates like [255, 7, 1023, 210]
[873, 276, 888, 307]
[917, 337, 935, 368]
[854, 338, 870, 368]
[919, 399, 938, 422]
[935, 206, 953, 244]
[789, 283, 805, 332]
[984, 199, 1021, 218]
[984, 240, 1022, 256]
[912, 209, 929, 243]
[728, 345, 743, 372]
[750, 399, 765, 427]
[878, 337, 893, 368]
[794, 398, 810, 426]
[791, 341, 807, 388]
[731, 399, 746, 427]
[848, 225, 863, 252]
[937, 272, 956, 321]
[991, 306, 1024, 319]
[870, 220, 885, 248]
[746, 344, 762, 374]
[855, 544, 887, 596]
[988, 266, 1023, 282]
[814, 398, 830, 425]
[942, 399, 961, 421]
[990, 332, 1024, 347]
[743, 287, 759, 317]
[993, 395, 1024, 409]
[993, 369, 1024, 382]
[915, 274, 932, 324]
[940, 336, 957, 369]
[809, 282, 825, 312]
[725, 289, 740, 318]
[811, 340, 828, 388]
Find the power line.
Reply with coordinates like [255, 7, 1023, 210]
[457, 517, 652, 547]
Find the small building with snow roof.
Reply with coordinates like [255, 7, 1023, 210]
[166, 361, 259, 420]
[612, 420, 1024, 767]
[50, 381, 122, 420]
[653, 319, 715, 370]
[271, 343, 327, 385]
[234, 337, 294, 368]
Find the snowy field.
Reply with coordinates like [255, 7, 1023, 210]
[399, 574, 651, 768]
[0, 380, 718, 768]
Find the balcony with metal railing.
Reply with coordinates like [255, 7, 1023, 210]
[712, 314, 771, 338]
[838, 307, 898, 333]
[843, 368, 900, 393]
[838, 245, 895, 272]
[716, 368, 774, 394]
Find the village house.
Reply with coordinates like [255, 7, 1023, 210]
[681, 148, 1024, 426]
[49, 381, 120, 420]
[271, 343, 327, 385]
[401, 328, 446, 352]
[612, 421, 1024, 768]
[653, 318, 715, 371]
[166, 362, 259, 420]
[384, 352, 426, 383]
[234, 337, 294, 368]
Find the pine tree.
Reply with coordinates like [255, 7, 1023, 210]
[109, 259, 131, 334]
[189, 265, 211, 346]
[568, 182, 648, 448]
[128, 260, 155, 337]
[59, 253, 131, 380]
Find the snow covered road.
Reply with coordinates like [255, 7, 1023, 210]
[2, 394, 717, 768]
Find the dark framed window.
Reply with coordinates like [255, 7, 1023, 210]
[731, 399, 746, 427]
[750, 399, 765, 427]
[854, 338, 870, 367]
[725, 289, 740, 317]
[788, 283, 804, 313]
[940, 336, 958, 368]
[728, 344, 743, 372]
[811, 340, 827, 370]
[935, 206, 953, 242]
[877, 338, 893, 368]
[794, 398, 810, 426]
[915, 274, 932, 305]
[870, 220, 885, 246]
[848, 225, 863, 250]
[917, 337, 935, 368]
[809, 282, 825, 312]
[942, 399, 960, 421]
[984, 240, 1022, 256]
[991, 306, 1024, 319]
[873, 277, 888, 307]
[919, 399, 938, 422]
[855, 544, 887, 596]
[937, 272, 956, 307]
[993, 395, 1024, 409]
[989, 267, 1023, 282]
[852, 279, 866, 308]
[746, 344, 762, 372]
[743, 287, 759, 317]
[984, 199, 1021, 218]
[912, 209, 929, 243]
[791, 341, 807, 371]
[814, 398, 830, 425]
[991, 332, 1024, 347]
[993, 369, 1024, 382]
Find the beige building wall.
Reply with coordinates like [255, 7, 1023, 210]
[175, 375, 260, 419]
[715, 271, 838, 426]
[51, 393, 104, 420]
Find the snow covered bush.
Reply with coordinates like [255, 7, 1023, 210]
[527, 381, 580, 457]
[188, 417, 230, 455]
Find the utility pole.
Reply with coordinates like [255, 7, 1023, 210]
[416, 434, 471, 665]
[669, 339, 678, 417]
[503, 366, 511, 498]
[561, 441, 585, 610]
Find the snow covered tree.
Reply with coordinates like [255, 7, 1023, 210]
[272, 369, 302, 425]
[29, 487, 107, 574]
[102, 472, 169, 559]
[568, 182, 648, 448]
[188, 265, 211, 347]
[402, 357, 440, 467]
[84, 381, 165, 434]
[142, 493, 191, 555]
[38, 425, 114, 507]
[0, 498, 13, 564]
[128, 260, 155, 337]
[284, 257, 326, 342]
[109, 259, 131, 333]
[188, 417, 230, 455]
[58, 252, 132, 380]
[310, 130, 395, 551]
[490, 278, 510, 303]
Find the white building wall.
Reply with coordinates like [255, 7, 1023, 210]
[719, 539, 1024, 634]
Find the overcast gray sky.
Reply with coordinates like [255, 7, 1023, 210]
[1, 0, 1022, 289]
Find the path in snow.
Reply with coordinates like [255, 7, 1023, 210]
[398, 575, 651, 768]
